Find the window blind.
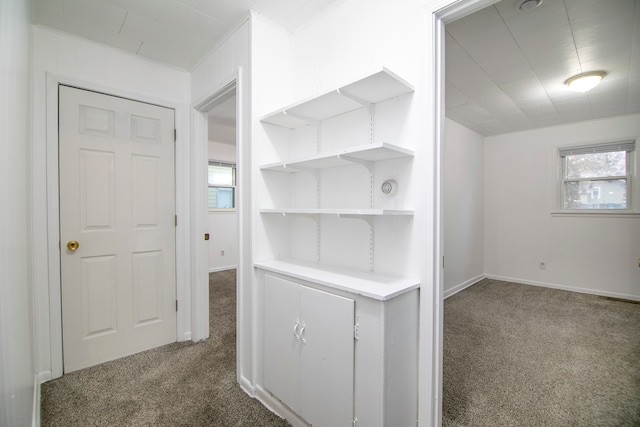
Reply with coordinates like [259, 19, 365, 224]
[559, 140, 635, 157]
[208, 161, 235, 168]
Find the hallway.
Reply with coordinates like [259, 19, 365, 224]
[40, 270, 289, 426]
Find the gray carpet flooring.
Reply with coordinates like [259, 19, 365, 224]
[41, 274, 640, 426]
[41, 270, 290, 426]
[443, 278, 640, 426]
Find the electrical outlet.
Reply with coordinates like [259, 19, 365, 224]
[539, 261, 546, 270]
[220, 250, 225, 256]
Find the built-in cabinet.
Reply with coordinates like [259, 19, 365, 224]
[255, 68, 420, 426]
[264, 274, 354, 427]
[257, 268, 419, 427]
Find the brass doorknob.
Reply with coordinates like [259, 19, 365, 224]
[66, 240, 79, 251]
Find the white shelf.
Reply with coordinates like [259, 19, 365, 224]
[255, 259, 420, 301]
[260, 142, 414, 172]
[260, 208, 414, 216]
[260, 68, 414, 129]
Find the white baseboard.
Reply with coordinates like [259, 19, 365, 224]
[254, 385, 307, 427]
[33, 369, 53, 427]
[208, 265, 237, 273]
[32, 377, 39, 427]
[32, 371, 51, 427]
[444, 274, 485, 299]
[485, 274, 640, 302]
[444, 274, 640, 302]
[239, 376, 305, 427]
[238, 375, 254, 397]
[36, 371, 52, 384]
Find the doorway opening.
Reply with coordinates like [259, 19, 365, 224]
[435, 0, 634, 424]
[433, 1, 502, 424]
[192, 79, 240, 366]
[206, 92, 238, 274]
[205, 89, 240, 378]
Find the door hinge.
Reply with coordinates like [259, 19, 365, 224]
[176, 300, 178, 312]
[175, 215, 177, 227]
[442, 256, 445, 269]
[353, 324, 360, 340]
[174, 129, 177, 142]
[352, 417, 358, 427]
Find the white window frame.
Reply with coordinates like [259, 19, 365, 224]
[555, 140, 638, 216]
[208, 161, 236, 211]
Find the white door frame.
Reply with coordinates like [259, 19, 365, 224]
[430, 0, 498, 425]
[190, 71, 243, 358]
[42, 73, 191, 379]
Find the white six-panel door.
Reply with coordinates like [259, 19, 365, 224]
[59, 85, 176, 373]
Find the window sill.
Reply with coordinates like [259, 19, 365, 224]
[551, 210, 640, 218]
[208, 209, 237, 213]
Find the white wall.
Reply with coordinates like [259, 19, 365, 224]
[485, 114, 640, 300]
[251, 15, 294, 267]
[31, 26, 191, 379]
[292, 1, 438, 422]
[207, 211, 238, 272]
[272, 0, 430, 284]
[252, 0, 449, 424]
[0, 0, 35, 425]
[190, 17, 252, 388]
[208, 140, 238, 272]
[444, 118, 485, 296]
[288, 0, 442, 272]
[208, 140, 236, 162]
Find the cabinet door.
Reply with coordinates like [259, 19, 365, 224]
[264, 275, 302, 413]
[264, 275, 355, 427]
[300, 286, 355, 427]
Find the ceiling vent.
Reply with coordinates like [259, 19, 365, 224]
[516, 0, 543, 11]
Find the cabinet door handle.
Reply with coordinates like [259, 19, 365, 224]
[299, 326, 306, 344]
[293, 321, 300, 340]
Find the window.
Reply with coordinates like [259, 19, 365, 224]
[208, 161, 236, 210]
[559, 141, 635, 211]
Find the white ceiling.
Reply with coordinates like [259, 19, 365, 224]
[31, 0, 341, 70]
[31, 0, 639, 137]
[446, 0, 640, 136]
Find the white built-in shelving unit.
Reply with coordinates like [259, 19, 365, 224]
[254, 258, 419, 301]
[257, 68, 418, 283]
[260, 68, 415, 128]
[259, 141, 413, 172]
[255, 68, 420, 426]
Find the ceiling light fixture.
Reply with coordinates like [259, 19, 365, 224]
[516, 0, 543, 11]
[564, 71, 606, 93]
